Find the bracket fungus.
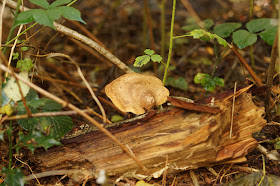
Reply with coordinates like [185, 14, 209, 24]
[105, 73, 170, 114]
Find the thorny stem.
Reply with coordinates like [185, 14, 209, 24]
[163, 0, 176, 85]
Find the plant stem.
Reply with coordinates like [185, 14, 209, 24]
[2, 0, 21, 54]
[2, 23, 37, 50]
[8, 121, 12, 169]
[67, 0, 78, 7]
[160, 0, 166, 60]
[163, 0, 176, 85]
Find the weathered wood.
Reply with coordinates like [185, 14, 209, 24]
[36, 91, 266, 182]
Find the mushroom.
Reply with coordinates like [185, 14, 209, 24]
[105, 73, 170, 114]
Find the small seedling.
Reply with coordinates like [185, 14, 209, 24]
[134, 49, 162, 67]
[194, 73, 224, 92]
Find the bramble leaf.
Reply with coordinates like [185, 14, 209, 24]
[151, 54, 162, 63]
[30, 0, 49, 9]
[134, 55, 151, 67]
[1, 167, 25, 186]
[58, 6, 86, 24]
[214, 22, 242, 38]
[144, 49, 155, 55]
[49, 0, 72, 8]
[232, 30, 257, 49]
[17, 130, 61, 153]
[16, 58, 33, 72]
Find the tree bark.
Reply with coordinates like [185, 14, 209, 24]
[35, 90, 266, 182]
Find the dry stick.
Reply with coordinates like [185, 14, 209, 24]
[0, 62, 147, 171]
[230, 82, 237, 139]
[5, 109, 91, 120]
[265, 31, 278, 120]
[230, 45, 263, 86]
[180, 0, 204, 28]
[3, 0, 134, 74]
[47, 53, 107, 123]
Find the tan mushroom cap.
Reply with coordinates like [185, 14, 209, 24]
[105, 73, 170, 114]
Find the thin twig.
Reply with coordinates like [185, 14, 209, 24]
[230, 45, 263, 86]
[0, 58, 147, 171]
[189, 170, 199, 186]
[3, 0, 134, 74]
[230, 82, 237, 138]
[5, 109, 91, 120]
[265, 31, 278, 120]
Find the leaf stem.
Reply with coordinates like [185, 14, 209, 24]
[67, 0, 78, 7]
[3, 0, 21, 54]
[1, 23, 38, 50]
[163, 0, 176, 85]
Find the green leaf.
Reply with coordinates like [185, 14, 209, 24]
[37, 98, 63, 111]
[17, 130, 61, 153]
[133, 55, 151, 67]
[30, 0, 49, 9]
[188, 29, 228, 47]
[224, 171, 280, 186]
[40, 116, 74, 138]
[25, 89, 38, 101]
[144, 49, 154, 55]
[32, 9, 56, 28]
[232, 30, 257, 49]
[194, 73, 216, 92]
[166, 77, 188, 91]
[214, 22, 242, 38]
[213, 76, 224, 87]
[1, 167, 25, 186]
[275, 141, 280, 150]
[246, 18, 274, 33]
[15, 10, 35, 26]
[16, 58, 33, 72]
[111, 115, 124, 122]
[20, 46, 29, 51]
[182, 19, 213, 31]
[259, 26, 277, 45]
[49, 0, 72, 8]
[151, 54, 162, 63]
[194, 73, 206, 84]
[57, 6, 86, 24]
[12, 52, 19, 60]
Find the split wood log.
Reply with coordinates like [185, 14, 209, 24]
[35, 89, 266, 183]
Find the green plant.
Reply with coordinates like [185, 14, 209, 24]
[194, 73, 224, 92]
[15, 0, 85, 29]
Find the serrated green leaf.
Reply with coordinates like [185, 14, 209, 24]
[30, 0, 49, 9]
[111, 115, 123, 122]
[40, 116, 74, 138]
[213, 76, 224, 87]
[133, 55, 151, 67]
[2, 167, 25, 186]
[233, 30, 257, 49]
[259, 26, 277, 45]
[25, 89, 38, 101]
[144, 49, 154, 55]
[214, 22, 242, 38]
[17, 107, 39, 130]
[16, 58, 33, 72]
[182, 19, 213, 31]
[246, 18, 274, 33]
[12, 52, 19, 60]
[151, 54, 162, 63]
[49, 0, 72, 8]
[166, 77, 188, 91]
[17, 130, 61, 153]
[31, 9, 55, 28]
[57, 6, 86, 24]
[15, 10, 35, 26]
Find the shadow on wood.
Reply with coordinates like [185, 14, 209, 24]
[36, 88, 266, 183]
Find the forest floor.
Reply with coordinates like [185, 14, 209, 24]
[1, 0, 280, 185]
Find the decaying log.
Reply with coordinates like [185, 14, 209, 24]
[36, 89, 266, 182]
